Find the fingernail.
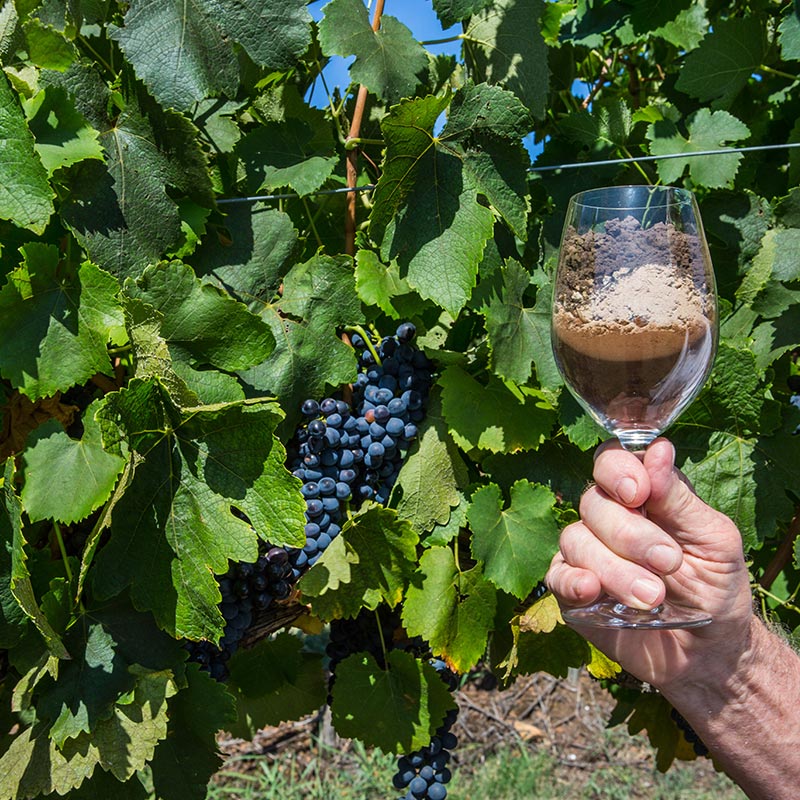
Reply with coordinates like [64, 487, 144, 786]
[616, 477, 638, 504]
[647, 544, 681, 574]
[631, 577, 661, 608]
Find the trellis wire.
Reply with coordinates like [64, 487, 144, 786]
[216, 141, 800, 205]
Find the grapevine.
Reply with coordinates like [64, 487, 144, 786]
[0, 2, 798, 798]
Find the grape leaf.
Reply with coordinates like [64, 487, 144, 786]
[467, 481, 560, 599]
[703, 344, 764, 434]
[318, 0, 428, 104]
[93, 379, 305, 641]
[21, 401, 126, 525]
[395, 389, 468, 533]
[618, 0, 707, 50]
[125, 260, 275, 372]
[401, 547, 497, 672]
[22, 85, 103, 175]
[462, 0, 549, 118]
[779, 6, 800, 61]
[382, 150, 494, 317]
[738, 228, 800, 306]
[192, 206, 300, 312]
[0, 243, 123, 400]
[279, 253, 364, 327]
[299, 504, 419, 620]
[483, 259, 543, 384]
[439, 365, 556, 453]
[370, 93, 495, 317]
[0, 72, 54, 235]
[0, 460, 27, 649]
[503, 623, 589, 679]
[559, 390, 604, 451]
[240, 309, 358, 429]
[675, 17, 766, 107]
[432, 0, 491, 28]
[225, 633, 326, 737]
[62, 102, 211, 280]
[150, 665, 236, 800]
[0, 669, 175, 798]
[647, 109, 749, 188]
[354, 249, 424, 320]
[237, 120, 338, 197]
[111, 0, 312, 111]
[330, 649, 456, 753]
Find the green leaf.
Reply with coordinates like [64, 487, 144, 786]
[647, 109, 750, 188]
[738, 228, 800, 306]
[0, 72, 54, 233]
[240, 308, 358, 427]
[462, 0, 549, 117]
[126, 260, 275, 372]
[441, 83, 532, 238]
[0, 669, 175, 798]
[22, 17, 77, 69]
[467, 481, 560, 598]
[192, 206, 300, 312]
[21, 401, 126, 525]
[395, 390, 469, 533]
[439, 365, 556, 453]
[111, 0, 312, 111]
[675, 18, 766, 107]
[330, 649, 456, 753]
[354, 250, 424, 320]
[382, 151, 494, 317]
[93, 380, 305, 640]
[237, 120, 337, 197]
[318, 0, 428, 104]
[432, 0, 491, 28]
[150, 665, 236, 800]
[299, 504, 419, 620]
[279, 253, 364, 327]
[618, 0, 707, 50]
[402, 547, 497, 672]
[511, 623, 589, 678]
[483, 259, 547, 385]
[703, 345, 764, 434]
[370, 93, 496, 317]
[0, 461, 27, 649]
[226, 633, 326, 736]
[23, 85, 103, 175]
[62, 103, 211, 280]
[779, 7, 800, 61]
[0, 245, 124, 400]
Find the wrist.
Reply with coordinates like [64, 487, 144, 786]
[660, 614, 762, 717]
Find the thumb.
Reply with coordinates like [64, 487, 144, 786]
[642, 438, 734, 548]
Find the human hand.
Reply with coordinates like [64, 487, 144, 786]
[545, 438, 755, 698]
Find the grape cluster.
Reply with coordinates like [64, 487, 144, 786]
[187, 322, 433, 681]
[670, 707, 709, 757]
[285, 322, 433, 576]
[393, 659, 459, 800]
[186, 546, 293, 679]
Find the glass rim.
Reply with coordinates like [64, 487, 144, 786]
[568, 184, 695, 211]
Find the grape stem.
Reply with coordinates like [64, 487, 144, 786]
[52, 521, 73, 584]
[346, 324, 382, 367]
[374, 608, 390, 667]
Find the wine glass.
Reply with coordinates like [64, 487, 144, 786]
[551, 185, 718, 629]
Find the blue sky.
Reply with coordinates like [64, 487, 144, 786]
[306, 0, 544, 159]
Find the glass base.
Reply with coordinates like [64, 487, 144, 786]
[562, 597, 712, 630]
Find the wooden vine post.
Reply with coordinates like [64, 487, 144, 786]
[345, 0, 386, 255]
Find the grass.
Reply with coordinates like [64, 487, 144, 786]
[207, 737, 749, 800]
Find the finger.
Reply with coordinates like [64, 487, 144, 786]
[558, 521, 667, 610]
[579, 485, 683, 575]
[642, 439, 742, 552]
[546, 552, 602, 607]
[593, 442, 651, 508]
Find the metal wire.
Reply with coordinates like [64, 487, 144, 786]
[215, 141, 800, 205]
